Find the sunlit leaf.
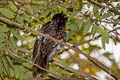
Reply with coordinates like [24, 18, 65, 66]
[0, 59, 3, 75]
[8, 41, 16, 53]
[2, 56, 10, 75]
[11, 29, 23, 40]
[6, 56, 14, 70]
[66, 22, 79, 32]
[0, 37, 5, 43]
[9, 1, 18, 12]
[97, 27, 109, 49]
[103, 52, 111, 57]
[100, 12, 112, 20]
[66, 31, 75, 41]
[23, 14, 31, 22]
[0, 32, 6, 43]
[77, 0, 83, 10]
[0, 23, 9, 32]
[28, 40, 35, 49]
[9, 37, 18, 50]
[92, 24, 98, 37]
[0, 8, 15, 18]
[15, 16, 24, 24]
[83, 18, 91, 35]
[70, 11, 79, 17]
[0, 32, 6, 38]
[93, 4, 99, 14]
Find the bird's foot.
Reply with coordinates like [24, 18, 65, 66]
[57, 39, 63, 49]
[43, 34, 49, 43]
[48, 40, 63, 61]
[53, 39, 63, 50]
[37, 35, 43, 40]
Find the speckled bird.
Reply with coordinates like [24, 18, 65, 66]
[32, 13, 68, 73]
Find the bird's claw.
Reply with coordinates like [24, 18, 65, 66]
[43, 34, 49, 43]
[57, 39, 63, 49]
[53, 39, 63, 49]
[37, 35, 42, 40]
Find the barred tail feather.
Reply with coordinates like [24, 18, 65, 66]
[32, 54, 49, 73]
[32, 39, 49, 74]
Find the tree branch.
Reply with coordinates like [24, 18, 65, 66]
[87, 0, 120, 15]
[0, 47, 69, 80]
[53, 61, 97, 80]
[18, 48, 96, 80]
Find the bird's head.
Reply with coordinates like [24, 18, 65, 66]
[52, 13, 68, 24]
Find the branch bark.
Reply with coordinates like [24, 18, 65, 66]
[18, 48, 96, 80]
[0, 47, 68, 80]
[87, 0, 120, 15]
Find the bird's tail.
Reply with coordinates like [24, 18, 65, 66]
[33, 54, 49, 74]
[32, 39, 49, 74]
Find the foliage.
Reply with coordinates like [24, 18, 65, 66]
[0, 0, 120, 80]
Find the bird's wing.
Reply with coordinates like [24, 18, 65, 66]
[32, 22, 52, 73]
[32, 35, 43, 63]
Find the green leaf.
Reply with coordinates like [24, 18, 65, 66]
[23, 14, 30, 22]
[0, 37, 5, 43]
[97, 27, 109, 49]
[101, 35, 105, 49]
[66, 31, 75, 41]
[0, 32, 6, 43]
[9, 37, 18, 50]
[30, 5, 39, 12]
[75, 19, 82, 29]
[111, 36, 117, 45]
[70, 11, 79, 18]
[0, 8, 15, 18]
[77, 0, 83, 10]
[14, 68, 20, 79]
[8, 41, 16, 53]
[93, 4, 99, 14]
[78, 18, 84, 29]
[92, 24, 98, 37]
[9, 1, 18, 12]
[15, 16, 24, 23]
[66, 22, 79, 32]
[0, 23, 9, 32]
[100, 12, 112, 20]
[2, 56, 10, 75]
[11, 29, 23, 40]
[6, 56, 14, 70]
[0, 32, 6, 38]
[103, 31, 109, 43]
[103, 52, 111, 56]
[28, 40, 35, 49]
[95, 12, 100, 19]
[0, 59, 3, 75]
[83, 18, 91, 35]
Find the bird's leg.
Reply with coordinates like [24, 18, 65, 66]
[53, 39, 63, 49]
[56, 39, 63, 49]
[37, 35, 43, 40]
[48, 39, 63, 61]
[43, 34, 49, 43]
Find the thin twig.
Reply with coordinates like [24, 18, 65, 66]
[0, 47, 68, 80]
[87, 0, 120, 15]
[1, 47, 88, 80]
[18, 48, 96, 80]
[53, 61, 97, 80]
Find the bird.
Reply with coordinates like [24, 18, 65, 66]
[32, 13, 68, 73]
